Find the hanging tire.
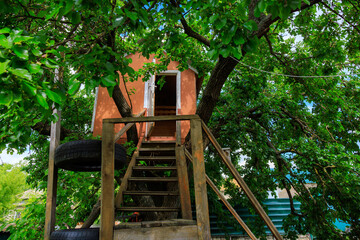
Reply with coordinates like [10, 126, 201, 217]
[55, 140, 127, 172]
[50, 228, 99, 240]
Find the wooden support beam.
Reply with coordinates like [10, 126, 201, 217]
[184, 150, 258, 240]
[114, 110, 146, 142]
[44, 109, 61, 240]
[176, 121, 192, 220]
[190, 119, 211, 240]
[201, 121, 283, 240]
[100, 122, 115, 240]
[104, 114, 200, 124]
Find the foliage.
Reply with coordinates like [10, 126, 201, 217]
[5, 196, 45, 240]
[0, 0, 359, 239]
[0, 163, 27, 221]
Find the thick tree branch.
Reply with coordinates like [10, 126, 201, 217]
[170, 0, 210, 47]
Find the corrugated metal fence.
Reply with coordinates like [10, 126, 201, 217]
[207, 198, 301, 237]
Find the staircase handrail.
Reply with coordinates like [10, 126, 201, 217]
[184, 149, 258, 240]
[200, 121, 283, 240]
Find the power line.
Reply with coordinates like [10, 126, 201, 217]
[230, 56, 360, 78]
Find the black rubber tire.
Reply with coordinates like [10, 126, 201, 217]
[55, 140, 126, 172]
[50, 228, 99, 240]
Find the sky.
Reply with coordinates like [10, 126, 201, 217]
[0, 149, 30, 165]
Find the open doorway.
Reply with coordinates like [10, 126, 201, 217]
[150, 74, 177, 137]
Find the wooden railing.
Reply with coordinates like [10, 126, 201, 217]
[100, 114, 283, 240]
[200, 122, 282, 240]
[101, 114, 210, 240]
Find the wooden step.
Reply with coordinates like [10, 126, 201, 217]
[140, 147, 175, 151]
[117, 207, 180, 212]
[141, 141, 176, 148]
[128, 177, 178, 182]
[136, 156, 176, 161]
[133, 166, 177, 171]
[123, 191, 179, 196]
[139, 147, 176, 156]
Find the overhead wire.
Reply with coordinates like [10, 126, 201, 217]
[230, 56, 360, 78]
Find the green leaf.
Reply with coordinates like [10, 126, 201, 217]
[107, 86, 115, 98]
[71, 12, 81, 24]
[45, 89, 63, 104]
[45, 5, 61, 20]
[0, 60, 10, 74]
[36, 92, 49, 109]
[13, 46, 29, 60]
[232, 46, 242, 59]
[0, 35, 13, 49]
[207, 49, 218, 60]
[105, 62, 115, 73]
[0, 28, 11, 34]
[28, 64, 42, 74]
[101, 75, 117, 87]
[234, 35, 245, 45]
[42, 59, 58, 68]
[279, 7, 291, 19]
[0, 90, 13, 105]
[13, 36, 33, 44]
[31, 48, 43, 57]
[209, 15, 218, 24]
[124, 9, 138, 21]
[113, 17, 125, 28]
[22, 82, 37, 96]
[9, 68, 32, 80]
[243, 20, 258, 31]
[258, 0, 266, 12]
[215, 18, 227, 30]
[68, 80, 81, 95]
[219, 48, 231, 58]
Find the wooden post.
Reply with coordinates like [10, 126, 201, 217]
[176, 121, 192, 220]
[190, 119, 211, 240]
[100, 121, 115, 240]
[44, 109, 61, 240]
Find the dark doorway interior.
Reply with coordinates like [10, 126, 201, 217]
[151, 75, 176, 137]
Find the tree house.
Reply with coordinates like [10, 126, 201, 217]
[92, 52, 202, 142]
[44, 53, 283, 240]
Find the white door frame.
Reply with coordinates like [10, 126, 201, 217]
[144, 70, 181, 137]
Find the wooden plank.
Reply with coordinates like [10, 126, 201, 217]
[132, 166, 177, 171]
[201, 121, 283, 240]
[176, 120, 192, 219]
[115, 134, 144, 208]
[114, 110, 146, 142]
[44, 109, 61, 240]
[117, 207, 180, 212]
[136, 156, 176, 160]
[123, 191, 179, 196]
[190, 119, 211, 240]
[184, 149, 258, 240]
[114, 224, 198, 240]
[176, 145, 192, 220]
[140, 147, 175, 151]
[128, 177, 178, 182]
[104, 114, 200, 124]
[100, 122, 115, 240]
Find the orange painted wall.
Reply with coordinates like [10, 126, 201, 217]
[92, 53, 197, 142]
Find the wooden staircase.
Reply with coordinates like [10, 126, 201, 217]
[116, 141, 185, 217]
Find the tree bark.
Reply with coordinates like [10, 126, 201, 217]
[112, 85, 139, 145]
